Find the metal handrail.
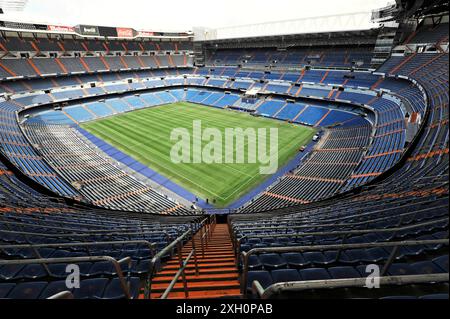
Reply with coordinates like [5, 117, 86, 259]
[0, 256, 133, 299]
[240, 239, 449, 296]
[47, 291, 75, 299]
[0, 228, 172, 243]
[231, 185, 448, 221]
[160, 249, 196, 299]
[232, 203, 448, 232]
[231, 196, 448, 225]
[233, 210, 447, 237]
[0, 240, 157, 269]
[147, 216, 213, 299]
[0, 210, 175, 227]
[0, 218, 180, 234]
[146, 229, 196, 299]
[200, 215, 216, 257]
[252, 273, 449, 299]
[234, 217, 448, 258]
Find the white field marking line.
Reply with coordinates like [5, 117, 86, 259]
[175, 107, 289, 176]
[222, 173, 261, 201]
[130, 136, 255, 182]
[103, 135, 226, 198]
[221, 133, 306, 201]
[125, 106, 259, 177]
[102, 132, 225, 198]
[88, 104, 313, 202]
[96, 126, 227, 199]
[96, 117, 310, 201]
[122, 121, 253, 178]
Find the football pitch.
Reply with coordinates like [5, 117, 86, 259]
[81, 102, 316, 207]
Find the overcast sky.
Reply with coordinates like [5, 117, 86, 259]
[12, 0, 391, 31]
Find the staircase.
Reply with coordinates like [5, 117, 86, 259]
[149, 223, 242, 299]
[370, 26, 400, 69]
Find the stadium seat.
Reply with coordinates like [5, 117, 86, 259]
[258, 254, 287, 270]
[247, 271, 273, 292]
[281, 253, 310, 268]
[7, 282, 48, 299]
[328, 267, 362, 279]
[73, 279, 109, 299]
[39, 281, 73, 299]
[271, 269, 302, 283]
[0, 283, 16, 298]
[299, 268, 331, 281]
[101, 278, 141, 299]
[433, 255, 449, 272]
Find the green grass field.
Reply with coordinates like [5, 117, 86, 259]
[81, 102, 316, 207]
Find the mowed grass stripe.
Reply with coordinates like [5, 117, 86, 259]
[112, 104, 297, 176]
[82, 102, 316, 207]
[87, 112, 249, 187]
[83, 104, 310, 204]
[83, 104, 308, 201]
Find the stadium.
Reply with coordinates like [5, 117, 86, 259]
[0, 0, 448, 302]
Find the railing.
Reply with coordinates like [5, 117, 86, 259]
[0, 228, 172, 244]
[197, 214, 217, 258]
[146, 228, 198, 299]
[147, 216, 216, 299]
[232, 190, 448, 223]
[0, 256, 133, 299]
[232, 203, 447, 233]
[47, 291, 75, 299]
[253, 273, 449, 299]
[0, 218, 176, 236]
[240, 239, 449, 297]
[160, 249, 196, 299]
[0, 240, 157, 266]
[233, 217, 448, 260]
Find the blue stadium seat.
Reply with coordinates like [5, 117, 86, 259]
[271, 269, 302, 283]
[0, 283, 16, 298]
[328, 267, 362, 279]
[299, 268, 331, 281]
[0, 264, 25, 281]
[247, 271, 273, 292]
[247, 255, 263, 271]
[281, 253, 310, 269]
[433, 255, 449, 272]
[39, 281, 73, 299]
[101, 278, 141, 299]
[259, 254, 287, 270]
[73, 279, 109, 299]
[7, 282, 48, 299]
[303, 252, 336, 266]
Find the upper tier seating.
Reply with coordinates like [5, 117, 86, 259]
[407, 23, 449, 45]
[207, 47, 374, 68]
[0, 55, 194, 80]
[0, 38, 193, 53]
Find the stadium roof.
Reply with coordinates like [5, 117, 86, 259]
[1, 0, 390, 37]
[196, 12, 383, 41]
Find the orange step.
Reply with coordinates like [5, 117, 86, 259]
[152, 273, 239, 283]
[150, 289, 242, 299]
[151, 280, 240, 293]
[157, 267, 238, 276]
[147, 224, 242, 299]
